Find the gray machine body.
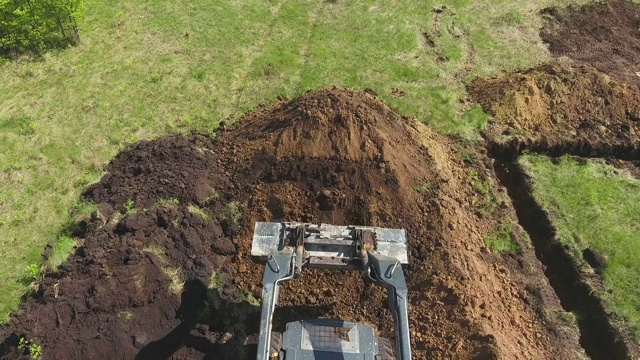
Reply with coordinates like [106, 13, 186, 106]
[280, 319, 378, 360]
[251, 222, 413, 360]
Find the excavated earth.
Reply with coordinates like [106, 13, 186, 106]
[469, 1, 640, 358]
[607, 159, 640, 179]
[469, 0, 640, 159]
[2, 2, 640, 359]
[468, 61, 640, 158]
[0, 88, 586, 359]
[540, 0, 640, 91]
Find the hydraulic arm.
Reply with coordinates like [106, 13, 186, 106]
[252, 222, 412, 360]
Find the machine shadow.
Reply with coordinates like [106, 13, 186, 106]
[136, 279, 335, 359]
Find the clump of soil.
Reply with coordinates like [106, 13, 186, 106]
[0, 135, 249, 359]
[0, 88, 585, 359]
[540, 0, 640, 90]
[468, 62, 640, 152]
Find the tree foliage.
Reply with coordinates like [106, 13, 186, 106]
[0, 0, 85, 57]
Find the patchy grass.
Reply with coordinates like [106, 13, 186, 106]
[483, 221, 521, 254]
[117, 309, 135, 320]
[497, 10, 525, 26]
[142, 244, 185, 296]
[412, 181, 433, 194]
[17, 337, 42, 360]
[123, 199, 136, 214]
[201, 191, 219, 205]
[470, 170, 499, 216]
[520, 155, 640, 339]
[69, 201, 98, 222]
[155, 197, 180, 208]
[0, 0, 591, 321]
[241, 291, 261, 307]
[222, 201, 243, 224]
[142, 244, 167, 262]
[164, 267, 186, 295]
[208, 271, 225, 289]
[25, 264, 41, 281]
[44, 235, 77, 272]
[187, 204, 209, 220]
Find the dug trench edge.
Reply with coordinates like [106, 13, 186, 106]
[492, 155, 640, 360]
[486, 138, 640, 162]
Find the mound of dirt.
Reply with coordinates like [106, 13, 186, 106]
[0, 88, 585, 359]
[468, 62, 640, 154]
[541, 0, 640, 90]
[85, 134, 229, 210]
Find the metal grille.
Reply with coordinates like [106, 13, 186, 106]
[300, 323, 359, 353]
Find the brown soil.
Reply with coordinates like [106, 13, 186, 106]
[540, 0, 640, 90]
[606, 159, 640, 179]
[467, 2, 640, 353]
[0, 88, 585, 359]
[468, 61, 640, 153]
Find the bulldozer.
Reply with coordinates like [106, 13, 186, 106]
[251, 222, 412, 360]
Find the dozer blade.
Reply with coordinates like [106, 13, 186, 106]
[251, 222, 408, 269]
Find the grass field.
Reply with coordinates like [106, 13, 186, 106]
[521, 155, 640, 339]
[0, 0, 590, 322]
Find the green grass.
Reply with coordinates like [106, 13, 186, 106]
[18, 337, 42, 360]
[470, 170, 499, 216]
[222, 201, 243, 224]
[187, 204, 209, 220]
[520, 155, 640, 339]
[241, 291, 261, 307]
[123, 199, 136, 213]
[483, 222, 521, 254]
[208, 271, 225, 290]
[0, 0, 592, 321]
[155, 197, 180, 208]
[45, 235, 77, 271]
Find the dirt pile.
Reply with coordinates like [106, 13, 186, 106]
[1, 88, 585, 359]
[468, 62, 640, 154]
[541, 0, 640, 90]
[86, 134, 229, 210]
[459, 2, 640, 356]
[0, 135, 245, 359]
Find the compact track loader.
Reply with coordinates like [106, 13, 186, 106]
[251, 222, 412, 360]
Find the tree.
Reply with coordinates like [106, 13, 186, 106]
[0, 0, 85, 58]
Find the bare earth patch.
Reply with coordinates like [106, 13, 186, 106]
[465, 2, 640, 358]
[0, 89, 584, 359]
[468, 61, 640, 155]
[541, 0, 640, 90]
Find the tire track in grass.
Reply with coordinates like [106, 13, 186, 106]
[296, 4, 320, 93]
[297, 2, 358, 92]
[230, 1, 322, 106]
[229, 0, 285, 115]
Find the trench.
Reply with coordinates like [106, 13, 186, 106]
[492, 158, 634, 360]
[487, 139, 640, 162]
